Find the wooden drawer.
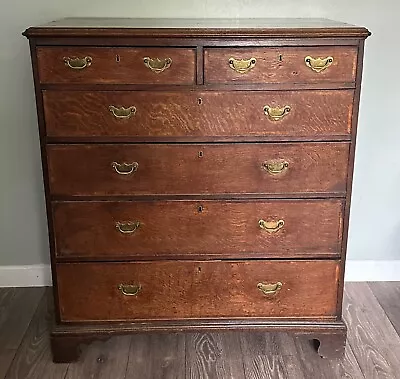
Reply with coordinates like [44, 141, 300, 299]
[53, 199, 343, 260]
[56, 260, 340, 321]
[47, 143, 349, 197]
[205, 46, 357, 84]
[37, 47, 196, 84]
[43, 90, 353, 139]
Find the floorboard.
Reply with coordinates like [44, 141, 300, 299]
[344, 282, 400, 379]
[125, 333, 185, 379]
[368, 282, 400, 336]
[186, 332, 245, 379]
[0, 287, 45, 379]
[1, 283, 400, 379]
[4, 289, 68, 379]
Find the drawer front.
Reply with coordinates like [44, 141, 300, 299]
[205, 47, 357, 84]
[57, 260, 339, 321]
[47, 143, 349, 197]
[43, 90, 353, 138]
[37, 47, 196, 84]
[53, 200, 343, 259]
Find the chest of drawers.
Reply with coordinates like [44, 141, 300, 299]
[23, 18, 370, 363]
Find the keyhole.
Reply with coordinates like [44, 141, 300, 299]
[198, 205, 203, 213]
[116, 54, 120, 62]
[278, 54, 283, 62]
[198, 151, 204, 158]
[198, 98, 203, 105]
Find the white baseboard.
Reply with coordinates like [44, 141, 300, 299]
[0, 261, 399, 287]
[0, 264, 52, 287]
[344, 260, 400, 282]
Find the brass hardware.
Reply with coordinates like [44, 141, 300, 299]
[118, 284, 141, 296]
[63, 56, 92, 70]
[112, 162, 139, 175]
[198, 151, 204, 158]
[228, 57, 257, 74]
[304, 56, 334, 73]
[262, 161, 289, 175]
[143, 57, 172, 73]
[259, 219, 285, 233]
[115, 221, 140, 234]
[109, 105, 136, 119]
[257, 282, 283, 296]
[263, 105, 291, 121]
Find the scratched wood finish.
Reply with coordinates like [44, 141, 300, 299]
[53, 199, 343, 260]
[47, 142, 350, 197]
[43, 89, 354, 138]
[37, 47, 196, 84]
[56, 260, 339, 321]
[205, 46, 358, 84]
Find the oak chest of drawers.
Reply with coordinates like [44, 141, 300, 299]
[24, 18, 370, 362]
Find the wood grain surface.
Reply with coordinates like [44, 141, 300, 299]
[53, 199, 343, 260]
[205, 46, 357, 84]
[56, 260, 339, 321]
[43, 89, 354, 138]
[126, 333, 185, 379]
[4, 283, 400, 378]
[37, 47, 196, 84]
[344, 283, 400, 379]
[47, 142, 350, 197]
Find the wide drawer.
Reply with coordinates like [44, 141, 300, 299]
[53, 199, 343, 260]
[47, 143, 349, 197]
[205, 46, 357, 84]
[43, 90, 354, 139]
[56, 260, 340, 321]
[37, 47, 196, 84]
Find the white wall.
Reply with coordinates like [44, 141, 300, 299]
[0, 0, 399, 265]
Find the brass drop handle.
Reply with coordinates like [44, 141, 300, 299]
[257, 282, 283, 296]
[262, 161, 289, 175]
[305, 56, 334, 73]
[115, 221, 140, 234]
[63, 56, 92, 70]
[112, 162, 139, 175]
[109, 105, 136, 119]
[118, 284, 141, 296]
[264, 105, 291, 121]
[143, 57, 172, 73]
[228, 57, 257, 74]
[259, 219, 285, 233]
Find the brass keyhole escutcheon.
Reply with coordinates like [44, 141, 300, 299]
[198, 205, 204, 213]
[198, 151, 204, 158]
[198, 98, 203, 105]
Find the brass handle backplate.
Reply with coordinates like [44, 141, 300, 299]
[143, 57, 172, 73]
[118, 284, 141, 296]
[257, 282, 283, 296]
[63, 56, 92, 70]
[264, 105, 291, 121]
[228, 57, 257, 74]
[109, 105, 136, 119]
[116, 221, 140, 234]
[262, 161, 289, 175]
[305, 56, 334, 73]
[112, 162, 139, 175]
[259, 219, 285, 233]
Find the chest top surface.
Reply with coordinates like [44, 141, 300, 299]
[23, 17, 370, 39]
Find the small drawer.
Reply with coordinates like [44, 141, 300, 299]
[47, 143, 349, 197]
[56, 260, 340, 322]
[53, 199, 343, 260]
[37, 47, 196, 84]
[43, 89, 354, 139]
[204, 46, 357, 84]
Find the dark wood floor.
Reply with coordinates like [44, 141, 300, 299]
[1, 282, 400, 379]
